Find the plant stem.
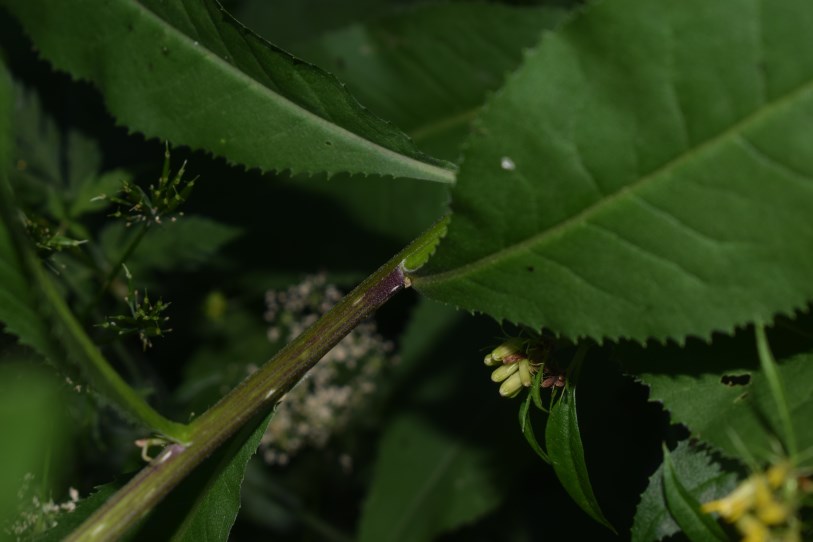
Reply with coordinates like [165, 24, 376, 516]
[754, 324, 798, 458]
[65, 217, 450, 542]
[82, 223, 148, 318]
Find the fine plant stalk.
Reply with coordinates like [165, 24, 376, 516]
[65, 217, 450, 542]
[82, 223, 148, 318]
[754, 324, 798, 458]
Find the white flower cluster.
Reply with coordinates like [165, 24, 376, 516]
[261, 274, 395, 466]
[5, 473, 79, 539]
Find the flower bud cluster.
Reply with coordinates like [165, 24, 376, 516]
[93, 146, 194, 227]
[261, 273, 396, 466]
[484, 337, 563, 398]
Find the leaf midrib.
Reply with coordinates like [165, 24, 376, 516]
[416, 76, 813, 285]
[127, 0, 456, 183]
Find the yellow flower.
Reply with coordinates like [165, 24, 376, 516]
[735, 514, 769, 542]
[702, 460, 803, 542]
[702, 477, 758, 521]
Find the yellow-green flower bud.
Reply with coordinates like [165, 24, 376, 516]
[483, 353, 500, 366]
[491, 362, 519, 382]
[489, 338, 526, 363]
[499, 372, 523, 397]
[518, 358, 532, 387]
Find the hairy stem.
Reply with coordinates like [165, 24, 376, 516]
[66, 217, 450, 541]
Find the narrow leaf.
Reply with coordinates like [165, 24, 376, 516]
[519, 390, 550, 463]
[661, 445, 729, 542]
[0, 0, 455, 182]
[546, 385, 614, 531]
[416, 0, 813, 342]
[134, 411, 273, 541]
[632, 441, 736, 542]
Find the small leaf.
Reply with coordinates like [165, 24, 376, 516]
[518, 390, 550, 463]
[632, 440, 737, 542]
[415, 0, 813, 342]
[661, 445, 729, 542]
[134, 411, 274, 541]
[0, 0, 454, 182]
[546, 385, 614, 531]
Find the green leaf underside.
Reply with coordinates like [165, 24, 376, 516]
[296, 3, 566, 161]
[545, 386, 614, 531]
[416, 0, 813, 342]
[135, 412, 273, 541]
[632, 441, 736, 542]
[358, 414, 502, 542]
[625, 336, 813, 467]
[661, 446, 729, 542]
[0, 0, 454, 183]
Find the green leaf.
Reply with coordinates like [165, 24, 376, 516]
[231, 0, 391, 53]
[11, 85, 129, 222]
[358, 300, 519, 542]
[633, 441, 737, 542]
[623, 331, 813, 467]
[134, 411, 273, 541]
[518, 389, 550, 463]
[296, 3, 566, 161]
[1, 0, 455, 183]
[357, 413, 503, 542]
[661, 445, 730, 542]
[415, 0, 813, 342]
[100, 216, 242, 276]
[261, 4, 565, 247]
[546, 385, 614, 531]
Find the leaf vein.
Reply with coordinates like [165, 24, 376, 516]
[418, 71, 813, 285]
